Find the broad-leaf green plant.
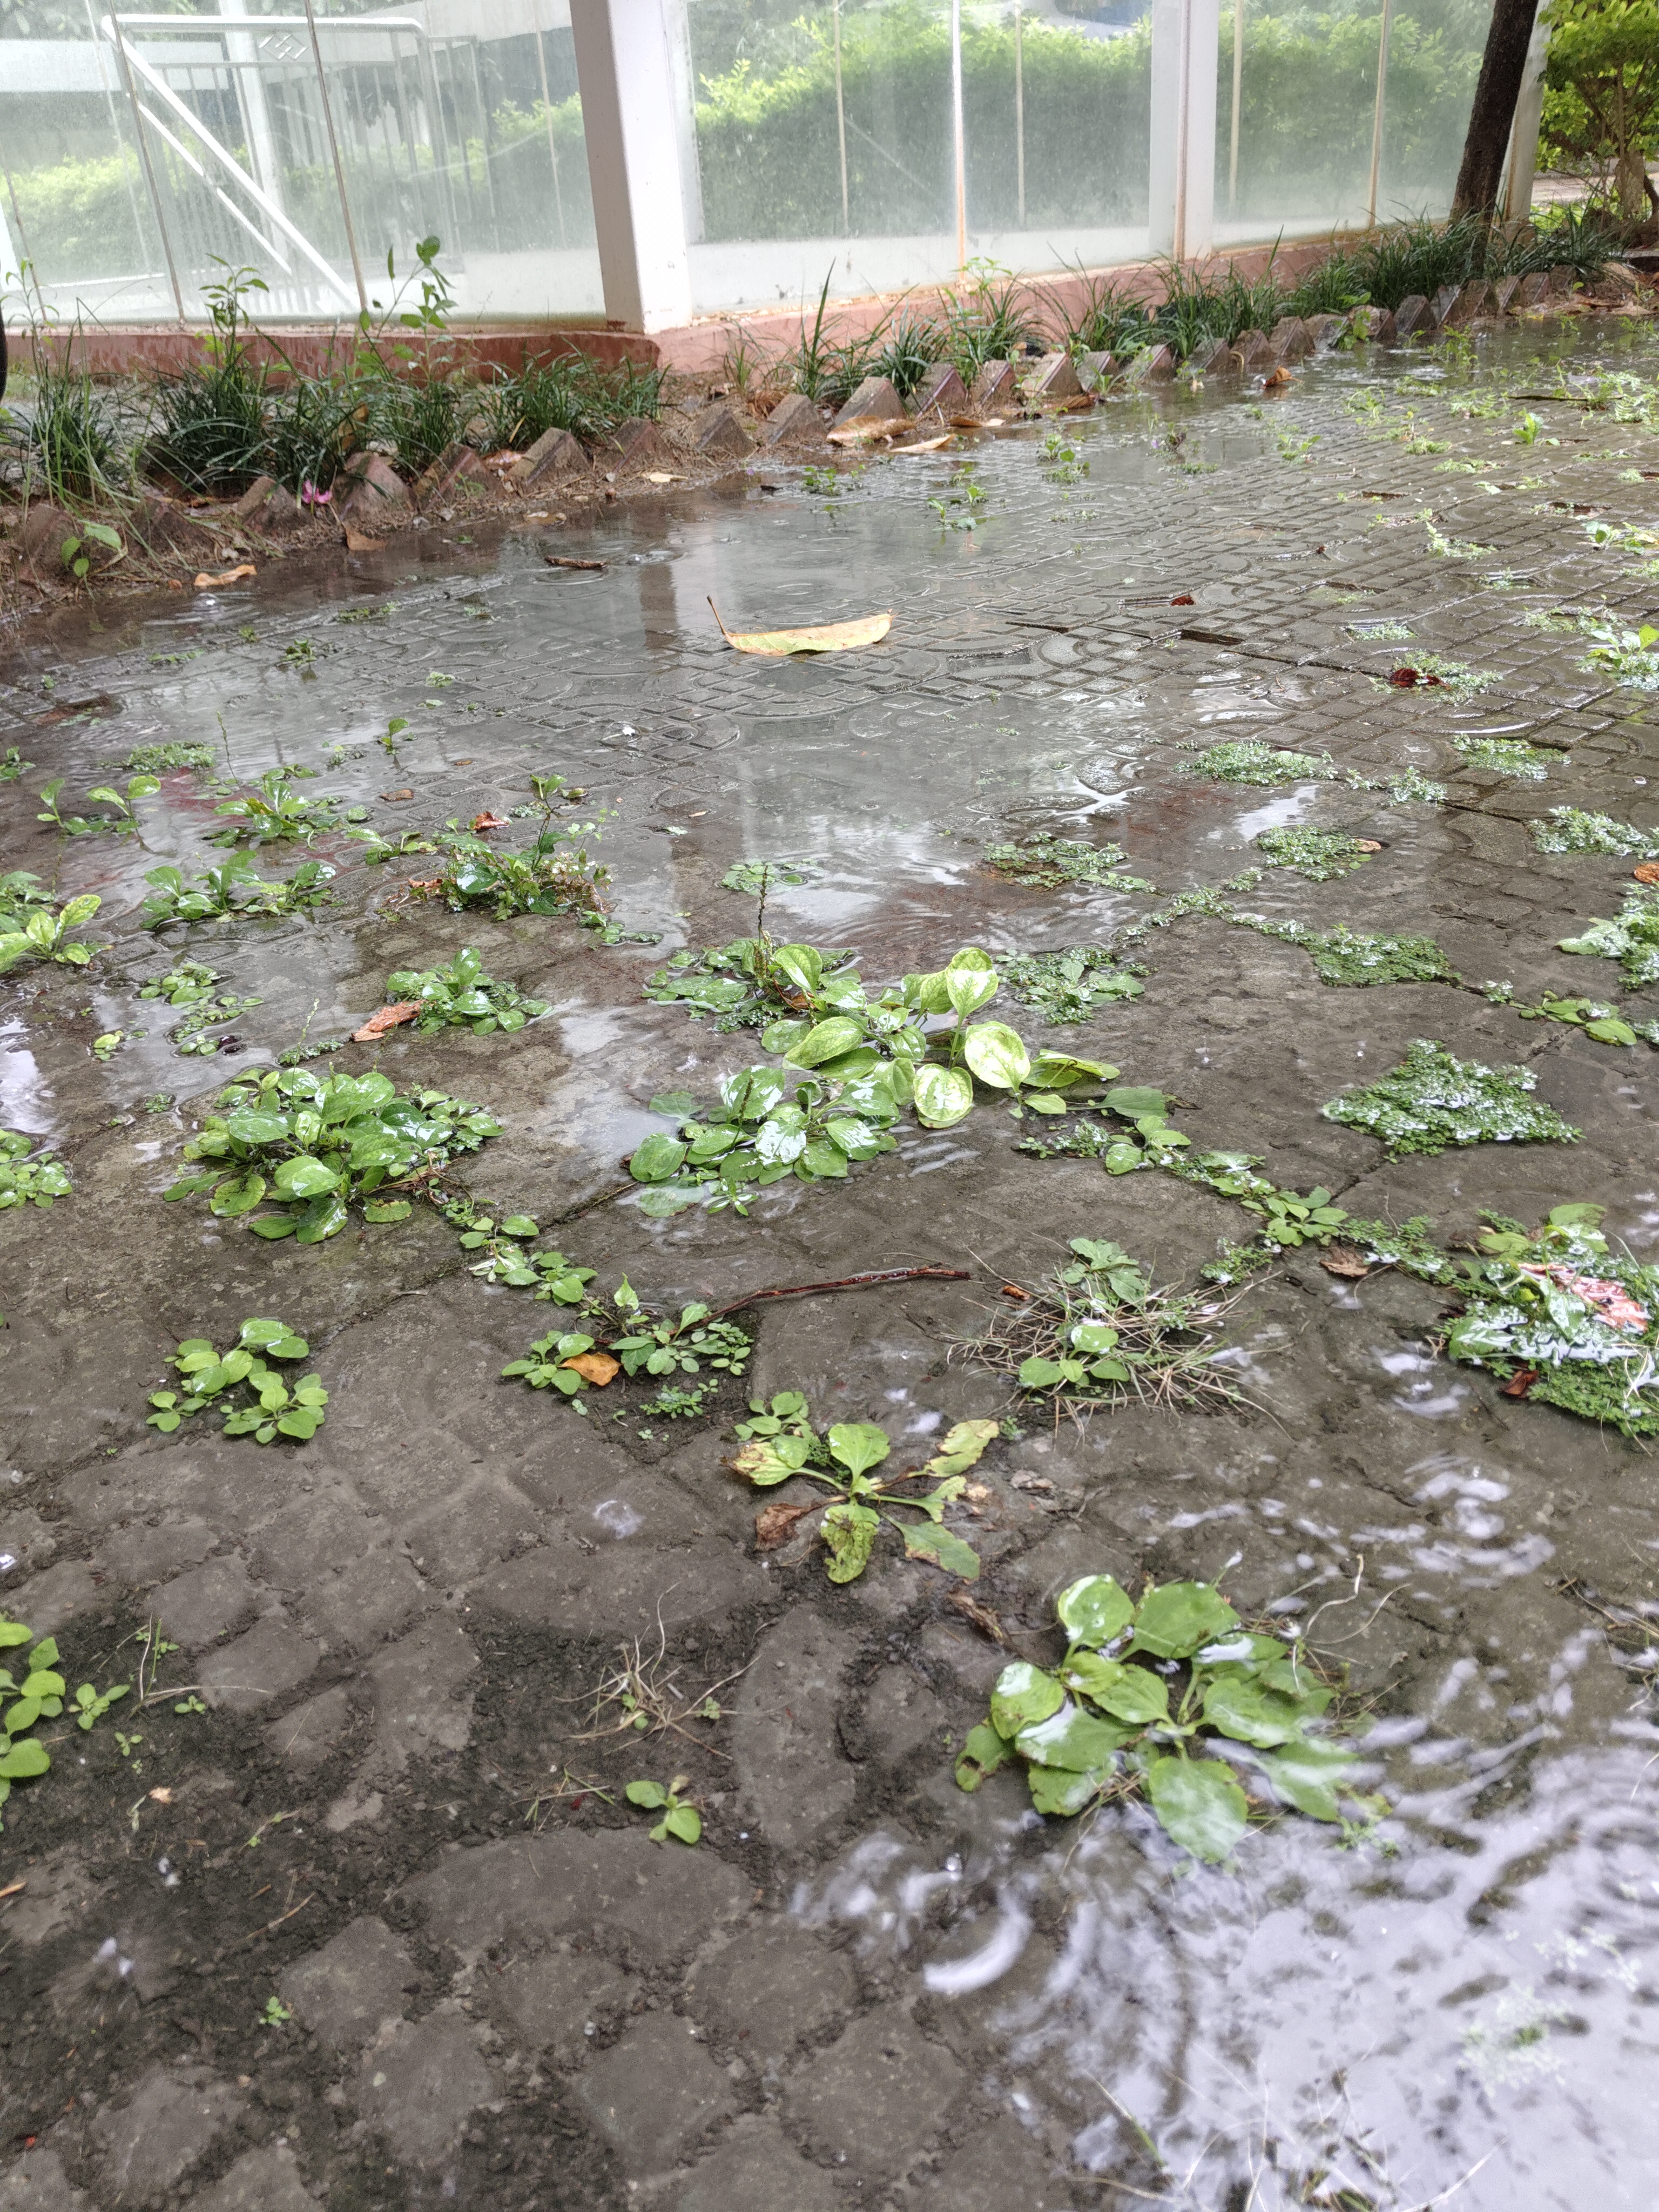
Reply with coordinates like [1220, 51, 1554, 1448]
[147, 1317, 328, 1441]
[382, 946, 550, 1034]
[731, 1408, 996, 1583]
[0, 1131, 72, 1211]
[0, 893, 104, 974]
[165, 1069, 502, 1240]
[955, 1575, 1365, 1856]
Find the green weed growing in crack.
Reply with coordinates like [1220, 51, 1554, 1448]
[955, 1574, 1372, 1855]
[1, 1615, 129, 1829]
[625, 1776, 702, 1845]
[1321, 1038, 1580, 1157]
[983, 833, 1155, 891]
[1559, 881, 1659, 989]
[996, 946, 1146, 1022]
[965, 1237, 1245, 1418]
[1253, 828, 1380, 880]
[146, 1317, 327, 1442]
[1530, 806, 1659, 857]
[0, 1131, 71, 1211]
[731, 1407, 995, 1584]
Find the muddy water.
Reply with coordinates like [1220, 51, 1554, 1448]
[4, 320, 1659, 2211]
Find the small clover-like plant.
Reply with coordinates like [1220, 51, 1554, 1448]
[730, 1410, 995, 1584]
[148, 1317, 328, 1442]
[626, 1775, 702, 1844]
[0, 1130, 71, 1210]
[1322, 1039, 1580, 1158]
[956, 1575, 1367, 1861]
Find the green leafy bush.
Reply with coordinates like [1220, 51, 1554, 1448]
[147, 1317, 328, 1442]
[165, 1069, 501, 1241]
[0, 892, 104, 974]
[956, 1574, 1365, 1857]
[1559, 883, 1659, 987]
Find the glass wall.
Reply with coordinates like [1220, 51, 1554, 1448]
[1213, 0, 1492, 244]
[0, 0, 602, 326]
[679, 0, 1151, 319]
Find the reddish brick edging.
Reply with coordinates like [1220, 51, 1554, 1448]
[19, 235, 1360, 383]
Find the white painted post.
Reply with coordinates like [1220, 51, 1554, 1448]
[569, 0, 693, 331]
[1502, 3, 1552, 226]
[1150, 0, 1218, 261]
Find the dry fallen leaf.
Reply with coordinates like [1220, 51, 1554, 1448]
[1500, 1367, 1539, 1398]
[999, 1283, 1030, 1300]
[1320, 1244, 1371, 1279]
[949, 1588, 1009, 1644]
[710, 598, 892, 656]
[1635, 861, 1659, 884]
[826, 414, 914, 446]
[893, 434, 952, 454]
[472, 811, 510, 833]
[545, 555, 606, 572]
[148, 1787, 174, 1804]
[1170, 592, 1196, 606]
[641, 470, 680, 484]
[563, 1351, 621, 1387]
[352, 1001, 421, 1042]
[754, 1500, 819, 1550]
[1355, 838, 1384, 852]
[380, 787, 414, 802]
[193, 563, 257, 589]
[1263, 366, 1294, 389]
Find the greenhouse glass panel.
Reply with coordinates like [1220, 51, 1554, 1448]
[682, 0, 961, 314]
[961, 2, 1150, 262]
[1213, 0, 1492, 245]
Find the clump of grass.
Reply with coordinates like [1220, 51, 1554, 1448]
[962, 1236, 1245, 1421]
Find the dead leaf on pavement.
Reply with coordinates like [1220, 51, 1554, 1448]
[1170, 593, 1196, 606]
[1500, 1367, 1539, 1398]
[1635, 861, 1659, 884]
[563, 1351, 619, 1386]
[949, 1588, 1008, 1644]
[710, 598, 892, 656]
[352, 1001, 421, 1042]
[827, 414, 914, 446]
[148, 1787, 173, 1804]
[1321, 1244, 1372, 1279]
[1263, 366, 1294, 389]
[380, 787, 414, 801]
[1355, 839, 1384, 851]
[754, 1500, 819, 1550]
[193, 563, 257, 589]
[893, 434, 953, 454]
[472, 811, 510, 833]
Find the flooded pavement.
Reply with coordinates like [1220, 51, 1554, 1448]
[4, 319, 1659, 2211]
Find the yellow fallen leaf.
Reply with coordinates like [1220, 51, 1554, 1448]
[894, 434, 952, 454]
[709, 599, 892, 656]
[563, 1351, 620, 1386]
[827, 414, 914, 447]
[641, 471, 680, 484]
[193, 563, 257, 589]
[148, 1787, 173, 1804]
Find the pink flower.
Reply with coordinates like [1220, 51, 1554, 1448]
[300, 480, 333, 508]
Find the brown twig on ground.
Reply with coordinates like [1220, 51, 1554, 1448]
[703, 1265, 970, 1321]
[544, 555, 606, 571]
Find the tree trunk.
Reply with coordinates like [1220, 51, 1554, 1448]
[1451, 0, 1543, 218]
[1615, 80, 1650, 218]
